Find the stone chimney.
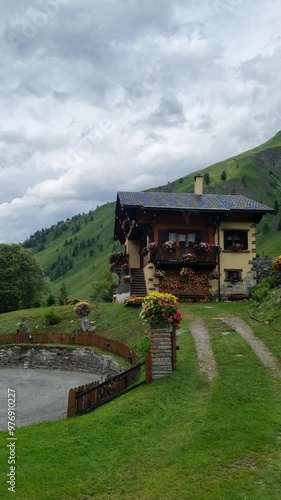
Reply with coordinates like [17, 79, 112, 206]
[194, 175, 203, 195]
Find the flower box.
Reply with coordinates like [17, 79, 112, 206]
[180, 267, 196, 278]
[227, 243, 244, 252]
[162, 241, 177, 251]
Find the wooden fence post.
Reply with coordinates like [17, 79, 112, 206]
[67, 388, 76, 417]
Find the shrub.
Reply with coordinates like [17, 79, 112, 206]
[45, 308, 62, 326]
[135, 336, 150, 359]
[251, 275, 278, 302]
[251, 286, 270, 302]
[46, 294, 56, 306]
[91, 272, 118, 302]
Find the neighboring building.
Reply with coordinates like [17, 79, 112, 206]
[114, 176, 273, 301]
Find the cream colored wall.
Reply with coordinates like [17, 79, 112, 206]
[218, 221, 255, 279]
[210, 221, 256, 297]
[126, 239, 140, 268]
[143, 263, 158, 295]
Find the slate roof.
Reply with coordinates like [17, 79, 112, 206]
[117, 192, 273, 213]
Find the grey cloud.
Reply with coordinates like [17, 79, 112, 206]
[139, 97, 186, 128]
[0, 0, 280, 242]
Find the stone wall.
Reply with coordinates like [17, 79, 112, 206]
[250, 256, 273, 284]
[0, 346, 121, 377]
[220, 256, 273, 300]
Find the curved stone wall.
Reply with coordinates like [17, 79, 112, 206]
[0, 346, 121, 378]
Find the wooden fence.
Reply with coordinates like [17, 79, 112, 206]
[67, 360, 148, 417]
[0, 331, 139, 365]
[0, 331, 152, 417]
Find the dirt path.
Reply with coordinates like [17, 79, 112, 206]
[190, 317, 218, 381]
[224, 316, 281, 378]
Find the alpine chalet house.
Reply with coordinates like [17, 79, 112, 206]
[114, 176, 273, 301]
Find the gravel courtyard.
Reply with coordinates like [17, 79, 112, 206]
[0, 368, 102, 430]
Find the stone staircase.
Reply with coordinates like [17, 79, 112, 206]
[130, 268, 147, 297]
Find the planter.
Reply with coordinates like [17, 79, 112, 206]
[149, 325, 173, 380]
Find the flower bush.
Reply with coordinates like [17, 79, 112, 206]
[74, 301, 92, 316]
[162, 240, 177, 251]
[180, 267, 196, 278]
[140, 292, 183, 329]
[179, 253, 197, 263]
[273, 255, 281, 271]
[227, 243, 244, 251]
[154, 269, 166, 280]
[208, 270, 220, 280]
[124, 296, 144, 307]
[149, 242, 157, 250]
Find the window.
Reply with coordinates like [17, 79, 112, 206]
[223, 230, 248, 251]
[225, 269, 242, 282]
[160, 231, 204, 249]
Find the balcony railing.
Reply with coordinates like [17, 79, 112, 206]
[153, 247, 219, 265]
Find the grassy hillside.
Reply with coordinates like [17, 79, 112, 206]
[1, 301, 281, 498]
[24, 132, 281, 299]
[23, 202, 120, 299]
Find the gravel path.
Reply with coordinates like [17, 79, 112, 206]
[0, 368, 102, 430]
[224, 316, 281, 377]
[190, 317, 218, 381]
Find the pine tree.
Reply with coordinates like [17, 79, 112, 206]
[58, 282, 68, 305]
[220, 170, 227, 181]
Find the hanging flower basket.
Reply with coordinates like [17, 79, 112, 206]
[208, 270, 220, 280]
[109, 252, 128, 264]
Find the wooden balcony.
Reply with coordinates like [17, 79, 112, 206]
[152, 247, 219, 266]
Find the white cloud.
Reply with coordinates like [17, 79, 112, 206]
[0, 0, 281, 242]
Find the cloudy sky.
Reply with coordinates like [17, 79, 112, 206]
[1, 0, 281, 243]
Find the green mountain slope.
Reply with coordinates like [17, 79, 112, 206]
[24, 132, 281, 298]
[23, 203, 120, 298]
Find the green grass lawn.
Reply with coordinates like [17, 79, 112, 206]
[1, 302, 281, 499]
